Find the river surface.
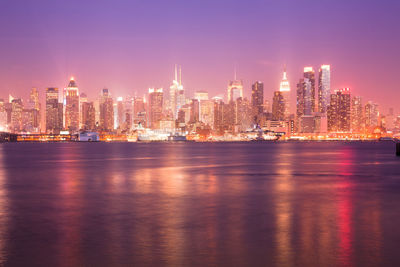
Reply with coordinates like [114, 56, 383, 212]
[0, 142, 399, 266]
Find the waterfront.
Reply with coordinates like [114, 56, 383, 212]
[0, 142, 399, 266]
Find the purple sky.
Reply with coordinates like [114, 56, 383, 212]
[0, 0, 399, 113]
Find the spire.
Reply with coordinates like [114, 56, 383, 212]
[283, 64, 287, 80]
[174, 64, 178, 82]
[179, 65, 182, 86]
[234, 63, 237, 80]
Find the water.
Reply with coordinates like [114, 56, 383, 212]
[0, 142, 399, 266]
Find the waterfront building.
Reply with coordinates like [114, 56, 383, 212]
[364, 101, 379, 131]
[64, 78, 80, 132]
[0, 99, 7, 131]
[327, 88, 351, 132]
[81, 101, 96, 130]
[351, 96, 364, 133]
[235, 97, 252, 131]
[213, 97, 224, 133]
[318, 65, 331, 113]
[133, 96, 146, 127]
[99, 88, 114, 132]
[10, 98, 23, 133]
[46, 88, 63, 134]
[148, 88, 163, 129]
[27, 88, 41, 132]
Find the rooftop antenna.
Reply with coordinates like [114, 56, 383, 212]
[174, 64, 178, 82]
[179, 65, 182, 86]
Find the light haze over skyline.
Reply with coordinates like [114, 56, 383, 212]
[0, 0, 399, 113]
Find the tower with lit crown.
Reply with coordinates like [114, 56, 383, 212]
[169, 65, 184, 119]
[279, 66, 291, 119]
[227, 67, 243, 103]
[64, 77, 80, 132]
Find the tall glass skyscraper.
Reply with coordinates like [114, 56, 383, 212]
[303, 67, 316, 113]
[318, 65, 331, 113]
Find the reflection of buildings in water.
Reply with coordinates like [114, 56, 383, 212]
[337, 147, 355, 266]
[130, 149, 189, 266]
[56, 144, 85, 266]
[0, 146, 8, 265]
[273, 145, 294, 266]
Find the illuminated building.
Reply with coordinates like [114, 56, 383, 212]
[27, 88, 41, 132]
[318, 65, 331, 113]
[327, 88, 351, 132]
[194, 91, 209, 101]
[351, 96, 364, 133]
[303, 67, 316, 113]
[117, 97, 124, 129]
[299, 115, 315, 133]
[148, 88, 163, 129]
[190, 99, 200, 123]
[64, 77, 80, 132]
[251, 81, 264, 118]
[10, 98, 23, 133]
[100, 88, 114, 132]
[169, 65, 184, 119]
[364, 101, 379, 130]
[272, 91, 285, 121]
[199, 100, 214, 127]
[46, 88, 63, 134]
[133, 96, 146, 127]
[0, 99, 7, 131]
[213, 97, 224, 132]
[123, 96, 133, 131]
[235, 97, 252, 131]
[81, 101, 96, 130]
[227, 73, 243, 103]
[279, 66, 291, 119]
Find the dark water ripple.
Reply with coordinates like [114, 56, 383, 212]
[0, 142, 399, 266]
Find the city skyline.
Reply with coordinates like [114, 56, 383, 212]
[0, 0, 399, 113]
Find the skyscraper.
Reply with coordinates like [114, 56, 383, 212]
[169, 65, 184, 119]
[272, 91, 285, 121]
[296, 78, 313, 118]
[318, 65, 331, 113]
[26, 88, 41, 132]
[227, 76, 243, 103]
[279, 67, 291, 119]
[64, 78, 80, 132]
[133, 96, 146, 127]
[327, 88, 351, 132]
[46, 87, 63, 134]
[303, 67, 316, 113]
[364, 101, 379, 130]
[148, 88, 163, 129]
[99, 88, 114, 132]
[10, 98, 23, 133]
[251, 81, 264, 118]
[351, 96, 364, 133]
[81, 101, 96, 130]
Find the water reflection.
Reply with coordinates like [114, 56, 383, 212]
[0, 142, 394, 266]
[0, 146, 8, 265]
